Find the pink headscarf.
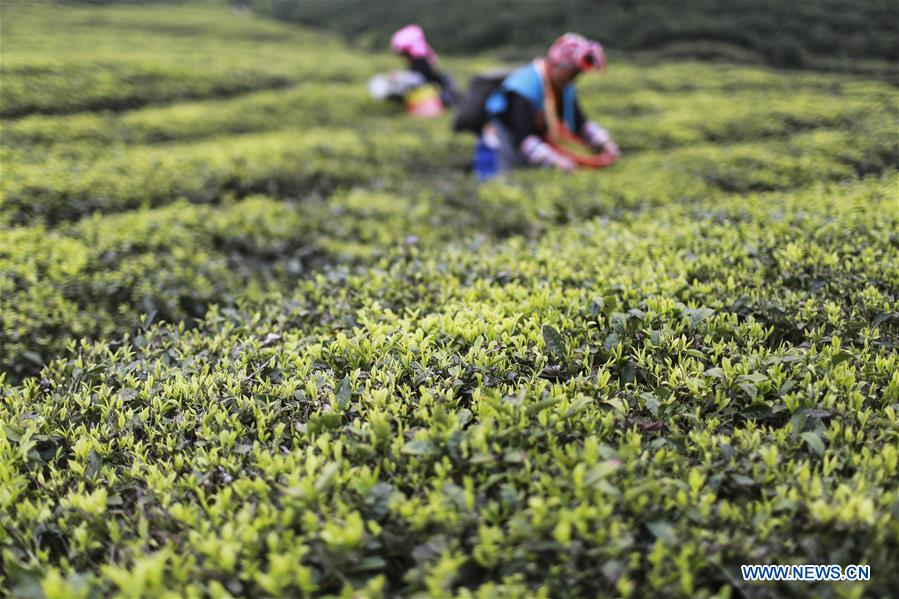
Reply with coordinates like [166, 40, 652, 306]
[391, 24, 435, 62]
[547, 33, 606, 72]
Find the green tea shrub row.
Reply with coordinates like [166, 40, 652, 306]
[0, 185, 485, 381]
[1, 113, 894, 379]
[3, 122, 893, 378]
[2, 83, 390, 147]
[0, 1, 394, 118]
[2, 175, 897, 597]
[1, 124, 471, 226]
[4, 111, 895, 228]
[4, 61, 893, 154]
[0, 58, 289, 119]
[259, 0, 899, 73]
[585, 84, 894, 152]
[0, 197, 306, 379]
[0, 128, 361, 224]
[472, 120, 898, 239]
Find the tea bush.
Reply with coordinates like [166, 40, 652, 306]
[0, 1, 392, 118]
[0, 57, 290, 119]
[0, 124, 473, 226]
[1, 187, 490, 379]
[1, 2, 898, 597]
[3, 176, 898, 597]
[257, 0, 899, 77]
[2, 83, 390, 147]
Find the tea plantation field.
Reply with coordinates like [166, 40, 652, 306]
[1, 2, 898, 597]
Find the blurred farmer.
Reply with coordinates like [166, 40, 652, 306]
[390, 24, 458, 107]
[478, 33, 620, 178]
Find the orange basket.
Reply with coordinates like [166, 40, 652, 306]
[549, 127, 618, 169]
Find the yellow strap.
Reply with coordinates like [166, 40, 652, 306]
[535, 59, 561, 143]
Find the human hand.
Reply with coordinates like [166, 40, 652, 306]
[591, 139, 619, 158]
[554, 155, 577, 171]
[602, 140, 620, 160]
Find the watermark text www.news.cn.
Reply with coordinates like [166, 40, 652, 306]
[741, 564, 871, 582]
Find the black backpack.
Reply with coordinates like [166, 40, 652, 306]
[452, 67, 517, 134]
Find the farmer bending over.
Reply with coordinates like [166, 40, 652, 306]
[391, 24, 458, 106]
[483, 33, 620, 174]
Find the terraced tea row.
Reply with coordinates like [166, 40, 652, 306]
[1, 185, 493, 380]
[3, 176, 897, 597]
[4, 63, 890, 150]
[4, 112, 896, 228]
[0, 124, 473, 226]
[0, 2, 393, 118]
[3, 112, 896, 379]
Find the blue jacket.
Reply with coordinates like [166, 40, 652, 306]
[485, 62, 579, 132]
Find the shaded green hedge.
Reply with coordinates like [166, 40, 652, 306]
[0, 184, 492, 380]
[251, 0, 899, 76]
[0, 58, 289, 119]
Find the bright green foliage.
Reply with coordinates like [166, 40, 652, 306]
[0, 56, 289, 119]
[1, 2, 898, 598]
[0, 1, 390, 118]
[0, 126, 468, 225]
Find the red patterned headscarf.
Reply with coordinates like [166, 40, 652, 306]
[547, 33, 606, 72]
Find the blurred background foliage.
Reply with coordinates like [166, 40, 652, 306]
[248, 0, 899, 80]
